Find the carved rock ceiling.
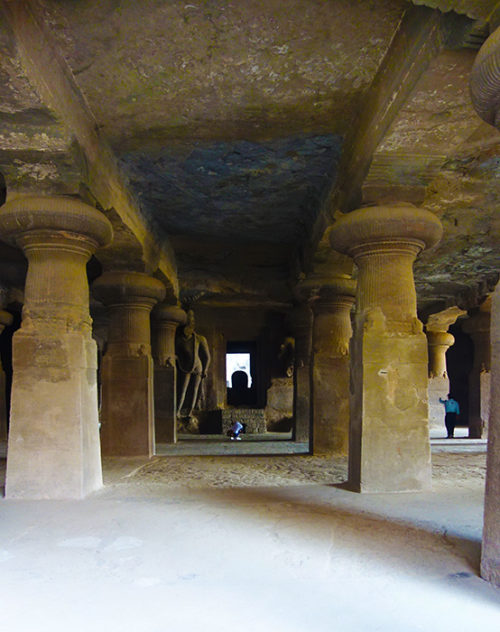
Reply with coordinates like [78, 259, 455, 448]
[0, 0, 499, 313]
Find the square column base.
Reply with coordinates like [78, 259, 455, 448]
[100, 353, 155, 456]
[349, 325, 431, 493]
[6, 330, 102, 499]
[293, 364, 311, 443]
[312, 355, 350, 455]
[154, 366, 176, 443]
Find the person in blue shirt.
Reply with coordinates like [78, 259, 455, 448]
[439, 394, 460, 438]
[228, 420, 243, 440]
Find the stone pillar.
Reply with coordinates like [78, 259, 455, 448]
[330, 204, 442, 492]
[311, 278, 356, 455]
[0, 196, 112, 499]
[0, 307, 13, 442]
[463, 308, 491, 438]
[427, 331, 454, 380]
[288, 302, 313, 444]
[93, 271, 165, 457]
[470, 25, 500, 586]
[481, 282, 500, 586]
[152, 303, 186, 444]
[425, 306, 465, 432]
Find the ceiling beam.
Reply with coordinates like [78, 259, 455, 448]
[1, 0, 178, 297]
[303, 5, 445, 273]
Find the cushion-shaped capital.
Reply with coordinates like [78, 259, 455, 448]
[93, 271, 166, 306]
[152, 303, 187, 325]
[0, 309, 13, 329]
[427, 330, 455, 348]
[0, 196, 113, 249]
[329, 204, 443, 257]
[470, 26, 500, 128]
[317, 276, 357, 301]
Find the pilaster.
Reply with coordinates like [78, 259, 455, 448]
[0, 195, 112, 499]
[330, 203, 442, 492]
[93, 271, 165, 456]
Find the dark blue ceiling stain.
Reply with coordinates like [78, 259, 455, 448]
[119, 134, 342, 245]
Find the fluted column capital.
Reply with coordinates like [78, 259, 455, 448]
[426, 306, 467, 334]
[311, 276, 356, 314]
[151, 303, 186, 367]
[0, 196, 113, 333]
[152, 303, 187, 325]
[329, 204, 442, 259]
[293, 277, 321, 304]
[329, 204, 442, 329]
[470, 26, 500, 129]
[0, 195, 112, 254]
[426, 330, 455, 348]
[93, 271, 166, 309]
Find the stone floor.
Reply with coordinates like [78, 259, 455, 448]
[0, 441, 499, 631]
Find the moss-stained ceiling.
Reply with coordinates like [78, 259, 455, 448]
[0, 0, 498, 310]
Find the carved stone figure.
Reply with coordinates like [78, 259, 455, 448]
[176, 309, 211, 419]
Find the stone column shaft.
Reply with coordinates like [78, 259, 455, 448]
[0, 308, 13, 442]
[463, 311, 491, 438]
[289, 304, 313, 444]
[93, 271, 165, 457]
[311, 281, 355, 456]
[427, 331, 454, 379]
[152, 304, 186, 444]
[469, 24, 500, 587]
[425, 307, 465, 433]
[481, 283, 500, 585]
[427, 330, 455, 432]
[330, 204, 442, 493]
[0, 196, 112, 499]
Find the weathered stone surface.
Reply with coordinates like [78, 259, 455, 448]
[0, 195, 112, 499]
[265, 377, 293, 430]
[288, 301, 313, 444]
[120, 135, 342, 248]
[93, 271, 165, 457]
[0, 308, 13, 441]
[330, 205, 442, 492]
[463, 307, 491, 437]
[311, 279, 356, 456]
[222, 408, 266, 435]
[152, 304, 186, 444]
[481, 282, 500, 586]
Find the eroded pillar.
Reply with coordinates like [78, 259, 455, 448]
[469, 24, 500, 586]
[481, 282, 500, 585]
[152, 303, 186, 443]
[463, 307, 491, 438]
[311, 278, 355, 455]
[288, 301, 313, 444]
[0, 306, 13, 442]
[93, 271, 165, 457]
[330, 204, 442, 492]
[0, 196, 112, 498]
[425, 307, 465, 432]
